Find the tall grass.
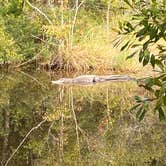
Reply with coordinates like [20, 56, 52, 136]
[43, 5, 141, 73]
[49, 23, 141, 73]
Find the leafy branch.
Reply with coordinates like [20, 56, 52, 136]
[117, 0, 166, 121]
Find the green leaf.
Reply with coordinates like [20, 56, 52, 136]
[136, 106, 146, 121]
[153, 78, 162, 86]
[158, 107, 165, 121]
[155, 59, 164, 70]
[152, 0, 157, 4]
[155, 99, 163, 110]
[143, 40, 150, 50]
[136, 28, 147, 38]
[155, 90, 160, 98]
[138, 36, 146, 41]
[139, 50, 144, 62]
[150, 54, 155, 68]
[135, 95, 143, 102]
[126, 22, 134, 31]
[131, 44, 141, 48]
[144, 78, 154, 87]
[149, 26, 158, 40]
[121, 41, 130, 51]
[126, 51, 137, 60]
[139, 109, 147, 121]
[136, 106, 143, 118]
[163, 96, 166, 106]
[142, 85, 154, 91]
[118, 21, 123, 31]
[129, 104, 140, 112]
[123, 0, 133, 8]
[143, 53, 150, 66]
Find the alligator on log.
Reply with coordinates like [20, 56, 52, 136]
[51, 75, 135, 85]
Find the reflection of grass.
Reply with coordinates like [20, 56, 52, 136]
[72, 81, 138, 106]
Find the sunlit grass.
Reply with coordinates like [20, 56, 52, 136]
[53, 24, 142, 73]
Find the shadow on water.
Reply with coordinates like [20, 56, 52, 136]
[0, 70, 166, 166]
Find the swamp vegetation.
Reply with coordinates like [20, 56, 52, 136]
[0, 0, 166, 165]
[0, 0, 141, 71]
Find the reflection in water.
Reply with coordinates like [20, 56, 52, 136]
[0, 70, 166, 166]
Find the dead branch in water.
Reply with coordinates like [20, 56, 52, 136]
[4, 119, 47, 166]
[70, 87, 81, 161]
[15, 70, 48, 90]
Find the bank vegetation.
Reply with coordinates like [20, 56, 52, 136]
[0, 0, 141, 72]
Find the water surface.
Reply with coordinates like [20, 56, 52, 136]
[0, 70, 166, 166]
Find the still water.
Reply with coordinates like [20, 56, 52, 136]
[0, 70, 166, 166]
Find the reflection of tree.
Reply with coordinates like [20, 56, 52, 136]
[0, 71, 52, 165]
[70, 87, 81, 162]
[5, 119, 46, 166]
[1, 105, 10, 165]
[0, 71, 166, 165]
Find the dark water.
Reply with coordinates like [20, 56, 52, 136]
[0, 70, 166, 166]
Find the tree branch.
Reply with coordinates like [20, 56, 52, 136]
[25, 0, 53, 25]
[4, 119, 47, 166]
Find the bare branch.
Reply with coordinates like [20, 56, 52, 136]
[70, 0, 85, 48]
[15, 70, 48, 90]
[4, 119, 47, 166]
[25, 0, 53, 26]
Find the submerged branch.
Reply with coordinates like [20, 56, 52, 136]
[70, 87, 81, 161]
[16, 70, 48, 90]
[4, 119, 47, 166]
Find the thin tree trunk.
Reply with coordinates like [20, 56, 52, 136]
[59, 113, 64, 164]
[106, 1, 111, 37]
[70, 0, 79, 49]
[1, 106, 10, 165]
[106, 87, 111, 129]
[70, 0, 85, 49]
[61, 0, 64, 26]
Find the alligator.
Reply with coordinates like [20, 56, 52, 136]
[51, 75, 135, 85]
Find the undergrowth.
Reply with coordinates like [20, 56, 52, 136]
[0, 1, 141, 73]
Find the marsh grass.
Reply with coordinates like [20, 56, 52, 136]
[51, 23, 141, 73]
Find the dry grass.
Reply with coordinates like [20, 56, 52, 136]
[51, 20, 142, 73]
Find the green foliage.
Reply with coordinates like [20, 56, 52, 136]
[5, 15, 43, 59]
[0, 17, 22, 63]
[0, 0, 24, 16]
[0, 1, 44, 63]
[0, 0, 138, 70]
[118, 0, 166, 121]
